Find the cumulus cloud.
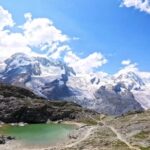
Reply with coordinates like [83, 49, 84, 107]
[0, 8, 30, 59]
[0, 30, 32, 59]
[0, 7, 70, 59]
[50, 45, 71, 59]
[121, 59, 131, 65]
[121, 0, 150, 14]
[22, 13, 69, 49]
[64, 51, 107, 74]
[0, 6, 107, 74]
[0, 6, 14, 30]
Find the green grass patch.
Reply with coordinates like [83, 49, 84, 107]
[112, 140, 128, 147]
[140, 147, 150, 150]
[134, 131, 150, 139]
[81, 119, 97, 125]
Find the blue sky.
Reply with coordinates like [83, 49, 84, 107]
[0, 0, 150, 74]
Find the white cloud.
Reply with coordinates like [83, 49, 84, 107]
[24, 12, 32, 21]
[0, 6, 14, 30]
[22, 13, 69, 49]
[64, 51, 107, 74]
[0, 24, 32, 59]
[0, 30, 32, 59]
[121, 59, 131, 65]
[121, 0, 150, 14]
[0, 7, 71, 59]
[0, 6, 107, 74]
[50, 45, 71, 59]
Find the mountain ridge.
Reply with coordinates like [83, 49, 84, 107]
[0, 53, 149, 115]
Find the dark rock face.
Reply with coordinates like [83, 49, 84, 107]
[0, 98, 48, 123]
[0, 136, 5, 144]
[0, 135, 15, 144]
[0, 84, 42, 99]
[94, 85, 143, 115]
[0, 84, 97, 123]
[0, 97, 96, 123]
[42, 82, 75, 99]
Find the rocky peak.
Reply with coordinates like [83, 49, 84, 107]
[114, 71, 145, 91]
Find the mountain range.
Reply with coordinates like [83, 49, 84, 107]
[0, 53, 150, 115]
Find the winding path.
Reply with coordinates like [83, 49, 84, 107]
[98, 116, 141, 150]
[65, 126, 95, 148]
[58, 115, 141, 150]
[90, 115, 141, 150]
[108, 125, 140, 150]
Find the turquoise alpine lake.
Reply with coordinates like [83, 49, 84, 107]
[0, 123, 76, 147]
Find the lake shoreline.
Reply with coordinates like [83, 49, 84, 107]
[0, 121, 93, 150]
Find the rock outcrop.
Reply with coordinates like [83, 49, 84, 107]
[0, 84, 97, 123]
[93, 84, 143, 115]
[0, 136, 15, 144]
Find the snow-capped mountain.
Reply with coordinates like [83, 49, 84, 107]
[0, 53, 149, 115]
[0, 53, 77, 98]
[114, 70, 145, 90]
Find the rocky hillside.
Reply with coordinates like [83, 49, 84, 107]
[0, 84, 42, 99]
[63, 110, 150, 150]
[0, 83, 97, 123]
